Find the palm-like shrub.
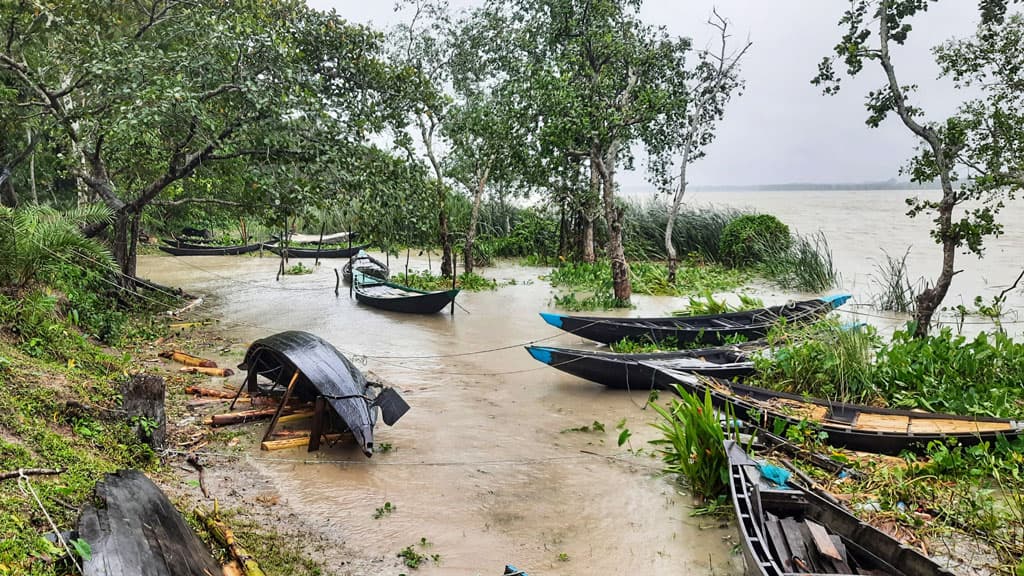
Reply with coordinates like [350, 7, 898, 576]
[0, 204, 113, 290]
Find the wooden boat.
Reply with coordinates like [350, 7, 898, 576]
[525, 344, 756, 389]
[353, 272, 460, 314]
[538, 294, 851, 346]
[157, 241, 266, 256]
[268, 243, 369, 259]
[648, 365, 1024, 455]
[725, 440, 954, 576]
[272, 231, 355, 244]
[78, 470, 221, 575]
[239, 330, 408, 455]
[342, 250, 389, 283]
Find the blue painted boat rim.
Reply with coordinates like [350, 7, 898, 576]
[820, 293, 852, 308]
[525, 346, 554, 365]
[538, 312, 564, 328]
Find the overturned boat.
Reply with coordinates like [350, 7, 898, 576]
[525, 344, 757, 389]
[726, 440, 954, 576]
[650, 365, 1024, 455]
[538, 294, 851, 346]
[238, 331, 408, 456]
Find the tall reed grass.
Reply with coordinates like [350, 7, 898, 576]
[754, 230, 838, 293]
[870, 248, 920, 313]
[621, 198, 748, 261]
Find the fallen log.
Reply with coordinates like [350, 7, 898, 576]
[180, 366, 235, 377]
[207, 407, 311, 427]
[185, 386, 242, 399]
[194, 507, 266, 576]
[159, 350, 217, 368]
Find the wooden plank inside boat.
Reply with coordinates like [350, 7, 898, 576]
[765, 398, 828, 422]
[908, 418, 1013, 434]
[853, 413, 910, 433]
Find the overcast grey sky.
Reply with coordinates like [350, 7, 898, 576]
[308, 1, 982, 186]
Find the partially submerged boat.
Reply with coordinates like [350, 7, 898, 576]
[726, 440, 954, 576]
[525, 344, 757, 389]
[157, 241, 266, 256]
[538, 294, 851, 346]
[342, 250, 390, 283]
[268, 243, 369, 259]
[238, 330, 408, 455]
[272, 231, 356, 245]
[353, 272, 460, 314]
[649, 365, 1024, 454]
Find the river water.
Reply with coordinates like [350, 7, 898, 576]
[138, 189, 1022, 575]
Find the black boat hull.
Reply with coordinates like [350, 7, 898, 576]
[726, 441, 954, 576]
[539, 295, 850, 345]
[158, 242, 265, 256]
[240, 331, 384, 455]
[525, 345, 755, 389]
[651, 366, 1024, 455]
[342, 252, 389, 284]
[268, 243, 369, 259]
[354, 285, 459, 314]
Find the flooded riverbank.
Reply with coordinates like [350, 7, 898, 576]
[140, 254, 740, 575]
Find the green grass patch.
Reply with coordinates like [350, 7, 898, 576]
[391, 270, 497, 292]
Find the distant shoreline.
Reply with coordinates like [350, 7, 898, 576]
[623, 181, 942, 193]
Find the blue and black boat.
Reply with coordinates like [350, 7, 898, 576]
[538, 294, 851, 346]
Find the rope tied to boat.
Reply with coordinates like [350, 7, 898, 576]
[17, 470, 83, 574]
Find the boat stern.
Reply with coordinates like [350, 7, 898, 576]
[820, 292, 852, 309]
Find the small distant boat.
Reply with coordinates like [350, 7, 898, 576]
[342, 250, 390, 284]
[272, 231, 356, 245]
[353, 272, 460, 314]
[158, 241, 266, 256]
[648, 365, 1024, 455]
[525, 344, 756, 389]
[268, 243, 369, 259]
[239, 331, 408, 456]
[538, 294, 851, 346]
[726, 440, 954, 576]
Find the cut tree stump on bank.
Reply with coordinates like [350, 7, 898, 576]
[122, 374, 166, 448]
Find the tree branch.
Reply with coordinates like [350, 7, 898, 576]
[152, 197, 252, 207]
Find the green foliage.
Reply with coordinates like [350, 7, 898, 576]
[397, 538, 440, 569]
[553, 291, 630, 312]
[755, 230, 838, 293]
[870, 248, 920, 313]
[872, 328, 1024, 418]
[283, 262, 313, 276]
[394, 269, 497, 292]
[673, 291, 764, 316]
[754, 321, 881, 405]
[719, 214, 791, 266]
[373, 501, 396, 519]
[0, 205, 113, 290]
[547, 260, 749, 310]
[621, 198, 749, 262]
[756, 322, 1024, 419]
[650, 386, 737, 501]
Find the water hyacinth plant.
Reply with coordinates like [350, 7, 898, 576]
[650, 386, 738, 501]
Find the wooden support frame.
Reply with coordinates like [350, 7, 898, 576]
[308, 396, 326, 452]
[262, 369, 300, 443]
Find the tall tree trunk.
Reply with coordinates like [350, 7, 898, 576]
[557, 200, 568, 259]
[665, 138, 692, 284]
[594, 143, 630, 302]
[27, 128, 37, 205]
[463, 169, 489, 275]
[582, 218, 595, 263]
[437, 189, 453, 277]
[112, 208, 141, 282]
[1, 178, 17, 208]
[911, 183, 956, 336]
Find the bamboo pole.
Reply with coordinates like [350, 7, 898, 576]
[194, 507, 266, 576]
[159, 350, 218, 368]
[262, 434, 342, 452]
[180, 367, 235, 377]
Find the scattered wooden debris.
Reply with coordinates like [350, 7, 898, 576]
[185, 454, 209, 499]
[0, 468, 64, 481]
[166, 297, 203, 317]
[195, 506, 266, 576]
[168, 319, 215, 330]
[262, 434, 342, 452]
[180, 366, 235, 377]
[159, 350, 218, 368]
[185, 386, 242, 399]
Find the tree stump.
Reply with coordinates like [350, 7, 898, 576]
[122, 374, 166, 448]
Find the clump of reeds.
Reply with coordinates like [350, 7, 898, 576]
[870, 248, 920, 313]
[754, 230, 838, 293]
[621, 198, 749, 262]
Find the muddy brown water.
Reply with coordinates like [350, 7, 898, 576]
[139, 189, 1022, 575]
